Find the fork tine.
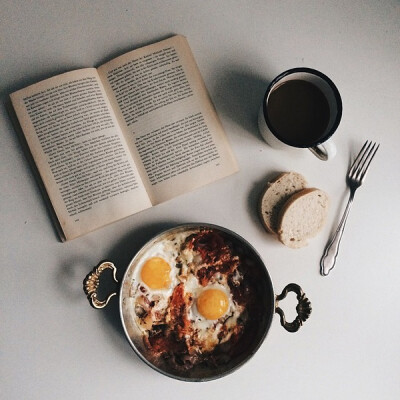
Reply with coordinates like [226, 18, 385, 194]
[349, 140, 379, 182]
[349, 140, 370, 177]
[354, 141, 373, 180]
[359, 142, 379, 182]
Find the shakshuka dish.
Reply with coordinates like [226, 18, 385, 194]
[129, 228, 262, 372]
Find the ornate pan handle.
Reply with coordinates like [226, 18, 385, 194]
[275, 283, 312, 333]
[83, 261, 119, 309]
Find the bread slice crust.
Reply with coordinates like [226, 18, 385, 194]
[259, 172, 307, 234]
[277, 188, 329, 248]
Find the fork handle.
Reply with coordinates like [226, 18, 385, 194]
[320, 191, 355, 276]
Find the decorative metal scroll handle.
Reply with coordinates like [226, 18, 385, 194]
[275, 283, 312, 333]
[83, 261, 118, 309]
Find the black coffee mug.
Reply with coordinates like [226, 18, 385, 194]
[258, 68, 342, 161]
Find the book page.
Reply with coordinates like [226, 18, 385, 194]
[98, 35, 238, 205]
[10, 69, 151, 240]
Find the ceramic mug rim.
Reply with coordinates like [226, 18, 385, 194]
[262, 67, 343, 148]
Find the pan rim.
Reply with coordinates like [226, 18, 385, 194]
[119, 222, 275, 382]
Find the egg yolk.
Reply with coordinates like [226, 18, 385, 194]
[141, 257, 171, 289]
[197, 289, 229, 320]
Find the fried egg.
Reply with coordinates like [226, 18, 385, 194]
[184, 274, 244, 351]
[133, 240, 181, 291]
[131, 238, 182, 329]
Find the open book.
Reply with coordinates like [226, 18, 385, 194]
[10, 35, 238, 241]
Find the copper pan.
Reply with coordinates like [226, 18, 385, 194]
[83, 223, 311, 381]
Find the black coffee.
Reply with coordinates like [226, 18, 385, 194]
[267, 80, 330, 147]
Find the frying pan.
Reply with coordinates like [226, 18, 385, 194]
[84, 223, 311, 381]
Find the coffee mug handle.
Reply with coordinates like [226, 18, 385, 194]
[309, 139, 337, 161]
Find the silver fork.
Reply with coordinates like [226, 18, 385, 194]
[320, 140, 380, 276]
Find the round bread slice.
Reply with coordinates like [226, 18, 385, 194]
[259, 172, 307, 234]
[277, 188, 329, 248]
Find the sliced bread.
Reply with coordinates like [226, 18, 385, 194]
[259, 172, 307, 234]
[277, 188, 329, 248]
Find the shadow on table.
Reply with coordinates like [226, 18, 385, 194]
[211, 65, 272, 139]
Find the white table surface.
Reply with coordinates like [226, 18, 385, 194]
[1, 1, 400, 399]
